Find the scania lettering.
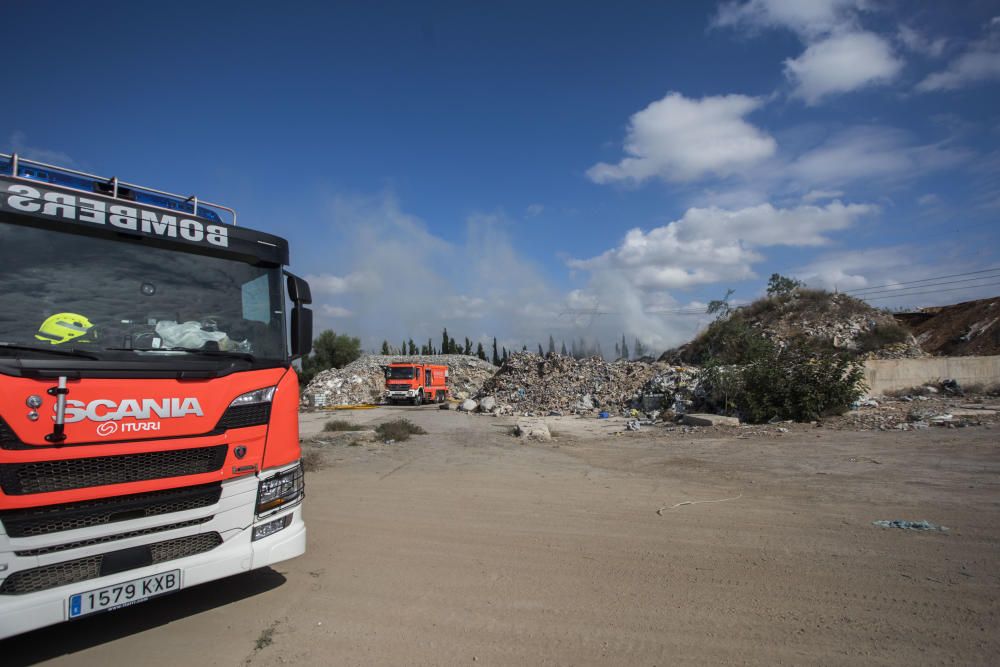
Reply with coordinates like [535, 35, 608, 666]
[61, 397, 205, 423]
[0, 153, 313, 638]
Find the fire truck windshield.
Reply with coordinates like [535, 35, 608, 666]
[387, 367, 415, 379]
[0, 222, 286, 361]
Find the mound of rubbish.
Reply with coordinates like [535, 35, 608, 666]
[302, 355, 497, 406]
[475, 352, 664, 414]
[633, 365, 703, 414]
[894, 296, 1000, 357]
[662, 289, 925, 365]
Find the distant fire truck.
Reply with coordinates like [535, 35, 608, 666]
[384, 363, 449, 405]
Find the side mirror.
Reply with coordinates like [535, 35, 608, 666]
[285, 272, 312, 305]
[285, 271, 313, 359]
[291, 304, 313, 358]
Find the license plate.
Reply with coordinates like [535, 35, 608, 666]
[68, 570, 181, 619]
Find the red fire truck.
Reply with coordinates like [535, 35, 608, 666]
[384, 362, 449, 405]
[0, 153, 312, 638]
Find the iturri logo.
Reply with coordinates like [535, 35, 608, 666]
[96, 422, 118, 437]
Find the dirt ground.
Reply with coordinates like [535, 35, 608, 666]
[4, 406, 999, 666]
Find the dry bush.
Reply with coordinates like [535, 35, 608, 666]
[375, 418, 427, 442]
[324, 419, 363, 432]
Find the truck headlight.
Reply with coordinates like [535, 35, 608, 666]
[231, 386, 277, 406]
[256, 463, 304, 514]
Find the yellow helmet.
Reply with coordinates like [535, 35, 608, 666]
[35, 313, 96, 346]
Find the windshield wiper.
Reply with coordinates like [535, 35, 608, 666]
[0, 343, 102, 360]
[106, 347, 257, 362]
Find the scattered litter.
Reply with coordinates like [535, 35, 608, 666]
[872, 519, 948, 532]
[625, 419, 641, 431]
[598, 411, 610, 419]
[656, 493, 743, 515]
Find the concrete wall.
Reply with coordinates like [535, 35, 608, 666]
[864, 355, 1000, 395]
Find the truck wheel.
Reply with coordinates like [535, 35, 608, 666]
[436, 392, 445, 404]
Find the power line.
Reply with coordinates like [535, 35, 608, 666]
[846, 267, 1000, 294]
[846, 273, 1000, 298]
[858, 280, 1000, 302]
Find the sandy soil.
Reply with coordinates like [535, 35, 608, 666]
[5, 407, 999, 666]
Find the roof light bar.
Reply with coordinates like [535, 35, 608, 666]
[0, 152, 237, 226]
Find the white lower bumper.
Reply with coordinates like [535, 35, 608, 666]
[0, 474, 305, 640]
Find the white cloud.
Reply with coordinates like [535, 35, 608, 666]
[917, 36, 1000, 91]
[586, 92, 776, 184]
[793, 246, 918, 291]
[789, 126, 968, 187]
[802, 189, 844, 203]
[897, 25, 947, 58]
[305, 272, 369, 295]
[8, 131, 75, 166]
[784, 31, 903, 104]
[713, 0, 864, 39]
[569, 200, 875, 290]
[525, 203, 544, 217]
[319, 305, 353, 317]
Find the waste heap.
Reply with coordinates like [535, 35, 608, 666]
[633, 366, 703, 413]
[302, 354, 497, 406]
[475, 352, 663, 414]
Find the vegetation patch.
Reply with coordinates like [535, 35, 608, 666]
[323, 419, 364, 432]
[300, 448, 326, 472]
[375, 418, 427, 442]
[700, 333, 867, 424]
[856, 322, 911, 353]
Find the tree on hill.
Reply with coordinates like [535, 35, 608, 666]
[766, 273, 803, 297]
[476, 342, 487, 361]
[548, 335, 555, 355]
[300, 330, 361, 384]
[492, 337, 500, 366]
[560, 341, 567, 356]
[380, 340, 391, 355]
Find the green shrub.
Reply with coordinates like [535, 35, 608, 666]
[375, 418, 427, 442]
[700, 334, 867, 423]
[856, 322, 910, 353]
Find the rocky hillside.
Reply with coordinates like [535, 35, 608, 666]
[662, 289, 925, 365]
[894, 297, 1000, 357]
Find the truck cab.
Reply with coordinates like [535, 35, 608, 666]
[0, 153, 312, 638]
[384, 363, 449, 405]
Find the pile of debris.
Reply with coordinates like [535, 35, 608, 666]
[633, 366, 702, 414]
[474, 352, 663, 415]
[894, 296, 1000, 356]
[302, 354, 497, 407]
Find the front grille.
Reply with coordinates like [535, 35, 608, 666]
[0, 417, 23, 450]
[0, 532, 223, 595]
[216, 403, 271, 430]
[0, 482, 223, 537]
[0, 445, 228, 495]
[14, 517, 212, 556]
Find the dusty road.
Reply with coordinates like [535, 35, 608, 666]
[4, 407, 999, 665]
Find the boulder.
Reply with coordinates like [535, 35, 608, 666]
[479, 396, 497, 413]
[459, 399, 478, 412]
[514, 418, 551, 441]
[682, 413, 740, 427]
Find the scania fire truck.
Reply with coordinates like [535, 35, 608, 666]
[0, 153, 313, 638]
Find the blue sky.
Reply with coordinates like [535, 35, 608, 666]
[4, 1, 999, 353]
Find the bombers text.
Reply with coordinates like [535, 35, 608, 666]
[2, 182, 229, 248]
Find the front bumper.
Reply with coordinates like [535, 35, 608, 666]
[0, 467, 305, 640]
